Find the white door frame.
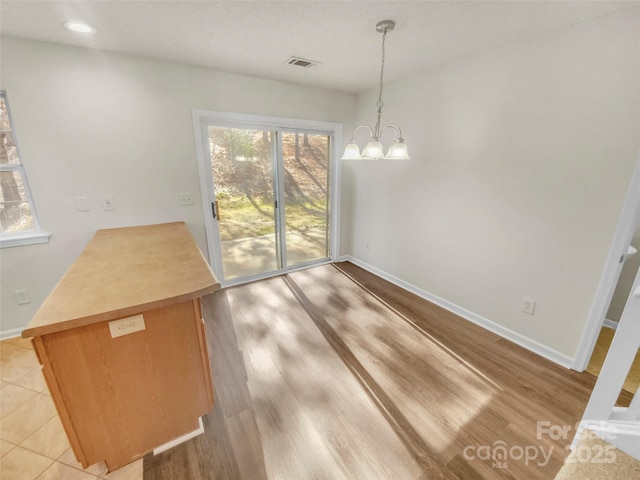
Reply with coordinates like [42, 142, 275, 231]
[574, 265, 640, 459]
[573, 150, 640, 371]
[191, 109, 342, 285]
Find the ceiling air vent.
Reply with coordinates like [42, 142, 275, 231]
[285, 56, 319, 69]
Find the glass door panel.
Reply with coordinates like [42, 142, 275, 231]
[281, 131, 330, 267]
[208, 127, 279, 280]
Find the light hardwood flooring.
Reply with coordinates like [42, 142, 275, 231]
[144, 262, 614, 479]
[586, 326, 640, 396]
[0, 337, 142, 479]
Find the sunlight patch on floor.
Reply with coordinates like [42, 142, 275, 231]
[288, 266, 499, 455]
[230, 279, 425, 479]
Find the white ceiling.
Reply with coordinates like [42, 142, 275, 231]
[1, 1, 638, 93]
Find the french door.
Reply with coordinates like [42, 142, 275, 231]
[197, 118, 335, 285]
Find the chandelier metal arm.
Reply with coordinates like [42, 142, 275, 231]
[382, 124, 404, 142]
[349, 125, 375, 142]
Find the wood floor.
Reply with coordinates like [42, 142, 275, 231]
[586, 326, 640, 395]
[143, 262, 599, 479]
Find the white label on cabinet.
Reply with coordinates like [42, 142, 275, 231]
[109, 314, 145, 338]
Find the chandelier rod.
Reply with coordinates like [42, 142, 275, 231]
[373, 26, 388, 140]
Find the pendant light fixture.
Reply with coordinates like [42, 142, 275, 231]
[342, 20, 409, 161]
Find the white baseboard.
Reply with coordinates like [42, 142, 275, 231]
[153, 417, 204, 455]
[338, 255, 574, 369]
[573, 420, 640, 461]
[603, 318, 618, 330]
[0, 328, 23, 340]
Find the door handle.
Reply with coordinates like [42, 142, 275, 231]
[211, 201, 219, 220]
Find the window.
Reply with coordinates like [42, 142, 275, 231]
[192, 110, 342, 286]
[0, 91, 48, 247]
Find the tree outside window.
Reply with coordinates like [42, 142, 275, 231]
[0, 91, 48, 247]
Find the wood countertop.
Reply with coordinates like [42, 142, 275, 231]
[23, 222, 220, 338]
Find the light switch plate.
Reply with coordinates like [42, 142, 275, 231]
[109, 314, 145, 338]
[102, 194, 115, 211]
[14, 289, 31, 305]
[74, 196, 89, 212]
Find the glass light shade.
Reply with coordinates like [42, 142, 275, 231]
[362, 140, 384, 159]
[341, 141, 363, 160]
[385, 141, 410, 160]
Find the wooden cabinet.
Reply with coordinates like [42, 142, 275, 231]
[22, 222, 219, 472]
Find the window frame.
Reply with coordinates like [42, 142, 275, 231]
[0, 90, 49, 248]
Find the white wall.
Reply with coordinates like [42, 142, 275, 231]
[0, 37, 355, 336]
[342, 9, 640, 361]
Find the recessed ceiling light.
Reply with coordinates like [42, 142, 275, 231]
[63, 21, 97, 34]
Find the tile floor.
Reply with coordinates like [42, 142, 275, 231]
[0, 337, 143, 480]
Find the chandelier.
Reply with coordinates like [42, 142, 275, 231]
[342, 20, 409, 161]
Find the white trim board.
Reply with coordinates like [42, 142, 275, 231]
[153, 417, 204, 455]
[339, 255, 574, 369]
[0, 328, 23, 340]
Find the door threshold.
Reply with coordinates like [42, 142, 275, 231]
[220, 258, 333, 289]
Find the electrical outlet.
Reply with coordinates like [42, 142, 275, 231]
[108, 314, 145, 338]
[102, 194, 115, 211]
[14, 289, 31, 305]
[365, 241, 370, 250]
[521, 298, 536, 315]
[179, 192, 194, 206]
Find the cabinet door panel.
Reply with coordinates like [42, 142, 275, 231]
[40, 300, 213, 470]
